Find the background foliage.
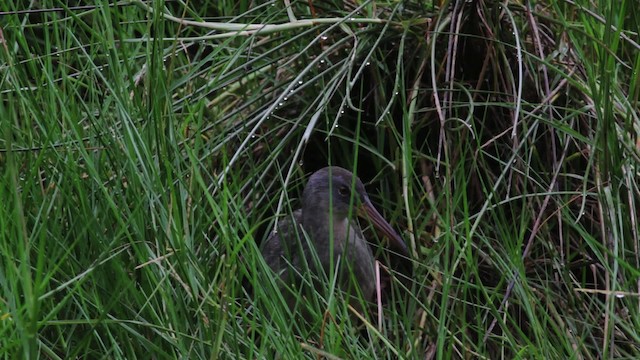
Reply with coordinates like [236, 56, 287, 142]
[1, 0, 639, 358]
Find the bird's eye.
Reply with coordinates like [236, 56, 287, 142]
[338, 186, 349, 196]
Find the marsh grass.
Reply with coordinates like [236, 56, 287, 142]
[1, 0, 639, 358]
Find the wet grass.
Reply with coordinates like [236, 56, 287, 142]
[1, 0, 639, 358]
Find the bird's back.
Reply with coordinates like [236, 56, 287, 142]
[260, 209, 305, 280]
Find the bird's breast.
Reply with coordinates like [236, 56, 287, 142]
[330, 218, 376, 298]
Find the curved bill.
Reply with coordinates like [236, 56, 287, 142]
[358, 198, 409, 257]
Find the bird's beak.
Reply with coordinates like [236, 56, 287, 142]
[358, 198, 409, 257]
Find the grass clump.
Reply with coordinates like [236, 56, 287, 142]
[1, 0, 639, 358]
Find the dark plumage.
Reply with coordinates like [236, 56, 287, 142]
[260, 166, 408, 304]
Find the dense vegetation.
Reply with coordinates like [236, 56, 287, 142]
[1, 0, 639, 358]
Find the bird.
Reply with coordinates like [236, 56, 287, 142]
[260, 166, 409, 308]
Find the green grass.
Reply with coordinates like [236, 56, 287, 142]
[1, 0, 639, 358]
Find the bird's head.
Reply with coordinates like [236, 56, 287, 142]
[301, 166, 409, 257]
[302, 166, 366, 216]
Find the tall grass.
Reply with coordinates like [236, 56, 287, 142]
[1, 0, 638, 358]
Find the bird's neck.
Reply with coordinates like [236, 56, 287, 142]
[302, 209, 353, 246]
[301, 206, 337, 227]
